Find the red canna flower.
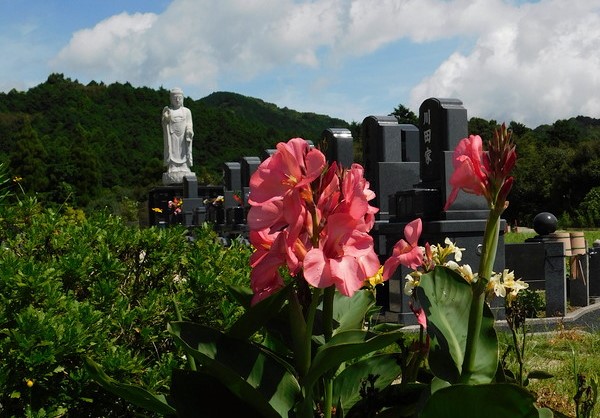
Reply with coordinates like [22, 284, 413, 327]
[444, 135, 488, 210]
[444, 124, 516, 212]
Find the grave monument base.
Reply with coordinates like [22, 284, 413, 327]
[377, 218, 506, 325]
[162, 170, 193, 185]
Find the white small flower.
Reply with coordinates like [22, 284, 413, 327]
[456, 264, 477, 284]
[489, 272, 506, 297]
[444, 237, 465, 262]
[502, 269, 529, 300]
[429, 244, 439, 258]
[445, 260, 460, 271]
[404, 274, 420, 295]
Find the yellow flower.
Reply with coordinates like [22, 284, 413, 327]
[152, 207, 163, 213]
[12, 176, 22, 183]
[367, 266, 384, 287]
[26, 379, 34, 388]
[487, 269, 528, 301]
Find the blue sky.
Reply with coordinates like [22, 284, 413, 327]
[1, 0, 600, 127]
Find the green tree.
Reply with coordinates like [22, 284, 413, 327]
[577, 186, 600, 226]
[548, 118, 581, 144]
[390, 104, 419, 125]
[508, 121, 530, 138]
[7, 115, 49, 192]
[468, 117, 498, 142]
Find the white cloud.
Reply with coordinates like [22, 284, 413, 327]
[46, 0, 600, 126]
[335, 0, 512, 55]
[409, 0, 600, 127]
[51, 12, 158, 84]
[51, 0, 344, 91]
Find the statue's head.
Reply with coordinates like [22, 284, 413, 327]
[170, 88, 184, 108]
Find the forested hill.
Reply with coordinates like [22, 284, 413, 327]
[2, 73, 600, 227]
[195, 91, 348, 178]
[0, 74, 348, 208]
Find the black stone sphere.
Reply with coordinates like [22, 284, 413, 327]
[533, 212, 557, 236]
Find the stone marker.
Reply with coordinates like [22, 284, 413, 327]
[321, 128, 354, 168]
[361, 116, 420, 220]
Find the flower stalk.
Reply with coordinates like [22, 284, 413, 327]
[460, 206, 501, 382]
[452, 124, 514, 383]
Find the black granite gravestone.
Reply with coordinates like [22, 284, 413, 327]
[392, 98, 488, 221]
[222, 162, 243, 222]
[361, 116, 421, 220]
[376, 98, 505, 324]
[240, 156, 261, 205]
[399, 124, 420, 163]
[419, 98, 467, 187]
[261, 149, 276, 161]
[240, 157, 261, 188]
[321, 128, 354, 168]
[182, 174, 204, 226]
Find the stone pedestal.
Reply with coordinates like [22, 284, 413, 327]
[163, 169, 193, 185]
[377, 219, 506, 324]
[589, 247, 600, 298]
[569, 253, 589, 307]
[543, 241, 567, 317]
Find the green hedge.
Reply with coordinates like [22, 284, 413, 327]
[0, 200, 252, 417]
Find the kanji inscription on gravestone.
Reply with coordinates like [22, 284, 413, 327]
[419, 98, 468, 187]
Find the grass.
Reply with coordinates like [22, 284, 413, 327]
[499, 327, 600, 417]
[503, 229, 599, 416]
[505, 230, 600, 245]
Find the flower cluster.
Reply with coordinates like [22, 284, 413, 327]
[247, 138, 381, 304]
[383, 219, 466, 296]
[203, 195, 224, 206]
[445, 123, 516, 211]
[168, 197, 183, 215]
[385, 218, 528, 302]
[487, 269, 529, 304]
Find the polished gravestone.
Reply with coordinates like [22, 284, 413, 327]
[361, 116, 421, 221]
[378, 97, 505, 324]
[322, 128, 354, 169]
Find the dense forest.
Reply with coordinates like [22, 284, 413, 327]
[0, 74, 347, 211]
[1, 73, 600, 226]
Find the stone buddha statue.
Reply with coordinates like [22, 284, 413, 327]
[162, 88, 194, 184]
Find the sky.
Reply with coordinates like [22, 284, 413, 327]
[1, 0, 600, 128]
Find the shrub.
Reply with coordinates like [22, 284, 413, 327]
[0, 203, 252, 416]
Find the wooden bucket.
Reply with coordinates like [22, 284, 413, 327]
[548, 232, 572, 256]
[570, 232, 587, 256]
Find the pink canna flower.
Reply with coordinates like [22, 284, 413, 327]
[444, 135, 488, 210]
[249, 230, 287, 305]
[383, 218, 424, 280]
[303, 213, 380, 297]
[248, 137, 326, 206]
[338, 164, 378, 228]
[248, 137, 385, 301]
[445, 125, 516, 212]
[484, 123, 516, 211]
